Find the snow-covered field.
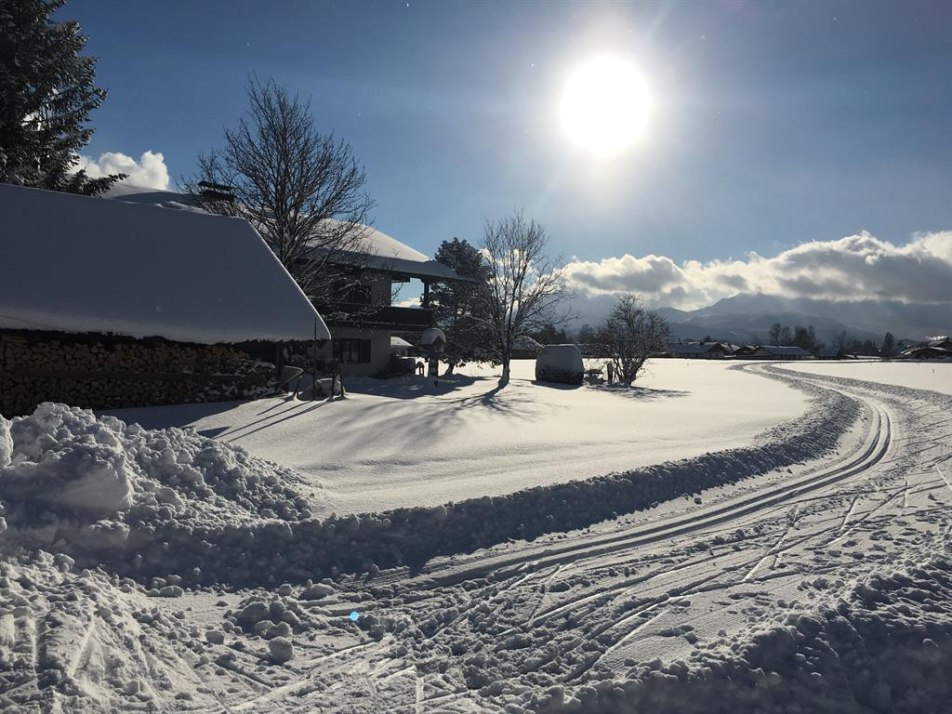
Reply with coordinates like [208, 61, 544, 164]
[1, 361, 950, 712]
[108, 360, 808, 514]
[779, 359, 952, 395]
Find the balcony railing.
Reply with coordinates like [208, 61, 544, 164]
[315, 302, 434, 331]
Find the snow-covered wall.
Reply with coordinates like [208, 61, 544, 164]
[0, 184, 329, 344]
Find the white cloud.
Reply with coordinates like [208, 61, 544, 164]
[77, 150, 170, 190]
[564, 231, 952, 315]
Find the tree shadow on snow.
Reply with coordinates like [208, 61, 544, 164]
[347, 374, 484, 400]
[220, 399, 332, 442]
[596, 385, 691, 400]
[454, 381, 525, 414]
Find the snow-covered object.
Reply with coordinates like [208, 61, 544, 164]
[0, 183, 329, 344]
[535, 344, 584, 385]
[0, 403, 134, 515]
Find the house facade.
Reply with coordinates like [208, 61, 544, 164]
[306, 225, 472, 377]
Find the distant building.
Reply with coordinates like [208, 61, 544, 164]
[663, 342, 735, 359]
[901, 337, 952, 360]
[749, 345, 814, 360]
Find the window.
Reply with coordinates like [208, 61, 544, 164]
[334, 338, 372, 364]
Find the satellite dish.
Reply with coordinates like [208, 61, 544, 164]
[420, 327, 446, 348]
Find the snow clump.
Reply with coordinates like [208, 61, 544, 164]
[0, 403, 134, 516]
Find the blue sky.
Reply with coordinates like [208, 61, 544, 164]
[69, 0, 952, 310]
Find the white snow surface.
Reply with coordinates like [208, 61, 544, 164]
[1, 362, 951, 713]
[779, 359, 952, 395]
[109, 360, 810, 514]
[0, 184, 329, 343]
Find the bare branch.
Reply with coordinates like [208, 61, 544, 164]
[594, 293, 670, 386]
[185, 76, 375, 300]
[477, 211, 574, 384]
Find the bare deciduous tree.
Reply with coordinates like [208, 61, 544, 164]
[189, 77, 374, 301]
[479, 212, 572, 384]
[595, 293, 670, 386]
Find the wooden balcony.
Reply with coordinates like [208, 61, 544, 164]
[316, 302, 434, 331]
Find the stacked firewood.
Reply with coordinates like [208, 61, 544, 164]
[0, 336, 275, 416]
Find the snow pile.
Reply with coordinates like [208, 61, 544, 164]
[524, 556, 952, 713]
[535, 345, 584, 385]
[0, 404, 134, 516]
[0, 404, 314, 561]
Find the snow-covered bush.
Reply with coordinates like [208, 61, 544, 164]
[535, 344, 584, 385]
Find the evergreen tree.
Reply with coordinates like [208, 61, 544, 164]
[792, 324, 822, 353]
[575, 323, 596, 344]
[881, 331, 895, 359]
[532, 324, 569, 345]
[0, 0, 123, 194]
[429, 237, 494, 373]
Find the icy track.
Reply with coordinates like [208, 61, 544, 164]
[0, 363, 950, 712]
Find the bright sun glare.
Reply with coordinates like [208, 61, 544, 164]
[559, 56, 653, 158]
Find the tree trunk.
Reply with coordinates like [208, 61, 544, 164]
[500, 356, 511, 385]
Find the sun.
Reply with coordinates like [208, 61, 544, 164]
[559, 56, 653, 158]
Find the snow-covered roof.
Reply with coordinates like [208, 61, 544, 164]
[0, 184, 330, 344]
[107, 186, 473, 284]
[390, 336, 413, 349]
[756, 345, 813, 356]
[512, 335, 543, 351]
[666, 343, 710, 356]
[307, 220, 474, 283]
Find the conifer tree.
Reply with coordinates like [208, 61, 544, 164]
[430, 237, 494, 373]
[0, 0, 123, 194]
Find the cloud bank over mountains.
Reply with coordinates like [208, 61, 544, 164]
[563, 231, 952, 311]
[77, 150, 170, 190]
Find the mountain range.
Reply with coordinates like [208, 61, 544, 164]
[655, 294, 950, 345]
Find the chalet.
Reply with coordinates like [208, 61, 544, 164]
[0, 184, 328, 416]
[103, 187, 474, 378]
[304, 224, 473, 376]
[901, 337, 952, 360]
[733, 345, 758, 358]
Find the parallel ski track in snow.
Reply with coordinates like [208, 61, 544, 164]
[230, 367, 931, 713]
[406, 378, 891, 591]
